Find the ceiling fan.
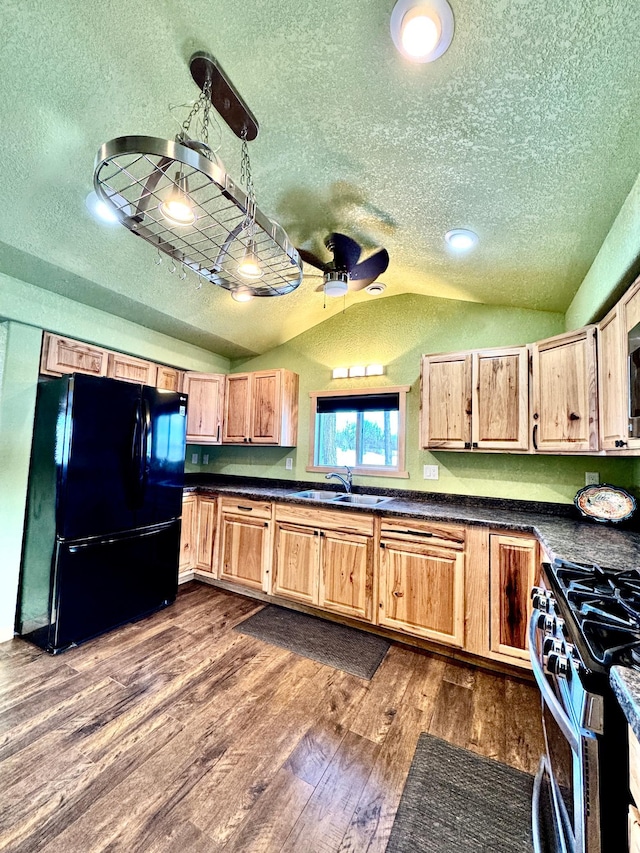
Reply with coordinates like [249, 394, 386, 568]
[298, 233, 389, 297]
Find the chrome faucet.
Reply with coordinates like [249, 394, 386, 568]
[326, 466, 352, 493]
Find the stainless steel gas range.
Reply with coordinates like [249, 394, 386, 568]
[530, 558, 637, 853]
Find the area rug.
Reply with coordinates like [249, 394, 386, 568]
[386, 734, 535, 852]
[234, 605, 390, 680]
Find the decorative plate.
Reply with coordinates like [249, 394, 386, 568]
[574, 484, 636, 524]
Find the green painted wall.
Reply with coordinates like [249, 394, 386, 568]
[566, 171, 640, 330]
[0, 274, 231, 640]
[193, 292, 637, 502]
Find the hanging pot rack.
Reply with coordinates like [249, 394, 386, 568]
[93, 52, 303, 298]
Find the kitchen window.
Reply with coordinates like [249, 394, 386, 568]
[307, 387, 410, 477]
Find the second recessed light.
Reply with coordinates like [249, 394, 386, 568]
[390, 0, 455, 63]
[445, 229, 479, 252]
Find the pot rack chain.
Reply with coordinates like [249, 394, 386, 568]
[179, 74, 213, 155]
[240, 129, 257, 239]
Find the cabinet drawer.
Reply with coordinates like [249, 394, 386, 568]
[631, 726, 640, 806]
[219, 497, 271, 519]
[275, 504, 374, 535]
[379, 516, 465, 549]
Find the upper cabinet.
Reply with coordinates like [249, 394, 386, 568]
[531, 327, 598, 453]
[223, 369, 299, 446]
[182, 372, 226, 445]
[156, 366, 183, 392]
[107, 352, 157, 386]
[41, 333, 109, 378]
[421, 346, 529, 451]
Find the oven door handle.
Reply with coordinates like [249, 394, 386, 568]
[529, 610, 580, 753]
[532, 755, 546, 853]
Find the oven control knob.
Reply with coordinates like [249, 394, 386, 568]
[543, 636, 563, 656]
[532, 591, 550, 612]
[546, 652, 569, 677]
[537, 613, 556, 633]
[555, 617, 565, 636]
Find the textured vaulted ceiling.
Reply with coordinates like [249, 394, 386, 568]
[1, 0, 639, 357]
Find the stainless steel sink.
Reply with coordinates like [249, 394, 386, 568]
[332, 494, 392, 505]
[287, 490, 343, 501]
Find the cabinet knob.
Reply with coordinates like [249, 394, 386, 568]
[615, 439, 628, 448]
[472, 442, 478, 448]
[464, 442, 471, 449]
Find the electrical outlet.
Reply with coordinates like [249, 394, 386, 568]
[423, 464, 439, 480]
[190, 452, 199, 465]
[202, 453, 209, 465]
[285, 458, 293, 470]
[585, 471, 600, 486]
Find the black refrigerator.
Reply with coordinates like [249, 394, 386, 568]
[15, 373, 188, 653]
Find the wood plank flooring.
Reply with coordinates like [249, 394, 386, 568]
[0, 583, 544, 853]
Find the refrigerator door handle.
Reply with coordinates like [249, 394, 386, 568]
[130, 400, 143, 505]
[141, 397, 152, 498]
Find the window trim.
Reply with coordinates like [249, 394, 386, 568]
[306, 385, 410, 478]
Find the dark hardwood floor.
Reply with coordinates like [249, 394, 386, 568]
[0, 583, 544, 852]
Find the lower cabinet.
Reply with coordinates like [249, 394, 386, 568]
[179, 493, 197, 574]
[489, 533, 538, 661]
[272, 506, 375, 621]
[217, 499, 271, 592]
[630, 726, 640, 853]
[195, 496, 217, 572]
[378, 536, 465, 648]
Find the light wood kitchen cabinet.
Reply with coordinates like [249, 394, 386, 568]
[319, 530, 374, 621]
[223, 369, 299, 446]
[598, 304, 627, 451]
[489, 533, 538, 661]
[378, 519, 466, 647]
[620, 277, 640, 453]
[531, 326, 599, 452]
[195, 496, 217, 572]
[420, 346, 529, 451]
[107, 352, 157, 386]
[179, 493, 197, 574]
[272, 504, 375, 620]
[272, 523, 320, 605]
[40, 332, 109, 378]
[156, 365, 183, 392]
[217, 498, 272, 591]
[630, 726, 640, 852]
[182, 372, 226, 444]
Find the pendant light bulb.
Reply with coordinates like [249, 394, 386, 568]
[160, 171, 196, 226]
[237, 239, 263, 279]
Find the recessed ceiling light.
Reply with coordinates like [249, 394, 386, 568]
[390, 0, 454, 63]
[445, 229, 479, 251]
[85, 190, 118, 224]
[365, 282, 386, 295]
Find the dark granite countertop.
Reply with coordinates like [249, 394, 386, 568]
[611, 666, 640, 739]
[184, 474, 640, 571]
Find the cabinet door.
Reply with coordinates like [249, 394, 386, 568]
[272, 523, 319, 605]
[218, 513, 270, 591]
[598, 305, 627, 451]
[41, 333, 108, 378]
[489, 534, 538, 661]
[156, 366, 183, 392]
[319, 530, 373, 622]
[250, 371, 281, 444]
[179, 494, 197, 573]
[379, 540, 465, 647]
[182, 372, 225, 444]
[472, 347, 529, 450]
[420, 353, 472, 449]
[531, 327, 598, 452]
[621, 276, 640, 452]
[223, 374, 251, 443]
[107, 352, 157, 386]
[195, 497, 217, 572]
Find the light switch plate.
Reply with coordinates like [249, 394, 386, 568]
[191, 452, 199, 465]
[585, 471, 600, 486]
[423, 464, 439, 480]
[285, 458, 293, 470]
[202, 453, 209, 465]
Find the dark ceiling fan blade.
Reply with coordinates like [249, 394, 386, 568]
[349, 247, 389, 283]
[298, 248, 330, 272]
[326, 233, 361, 272]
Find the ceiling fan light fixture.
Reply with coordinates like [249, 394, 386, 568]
[237, 239, 263, 279]
[445, 228, 479, 251]
[323, 271, 349, 297]
[159, 171, 196, 226]
[390, 0, 454, 63]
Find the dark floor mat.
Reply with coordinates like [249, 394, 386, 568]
[387, 733, 535, 852]
[234, 605, 390, 680]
